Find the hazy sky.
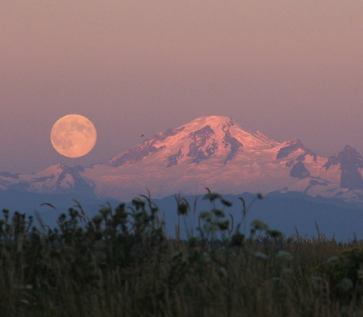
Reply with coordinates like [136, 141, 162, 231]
[1, 0, 363, 173]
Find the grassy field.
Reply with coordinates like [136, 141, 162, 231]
[1, 192, 363, 317]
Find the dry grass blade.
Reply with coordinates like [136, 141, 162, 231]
[40, 202, 57, 210]
[73, 199, 86, 215]
[33, 210, 48, 234]
[238, 197, 246, 217]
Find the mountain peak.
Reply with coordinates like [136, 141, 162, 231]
[325, 145, 363, 169]
[276, 138, 317, 161]
[323, 144, 363, 190]
[108, 115, 282, 168]
[190, 115, 235, 124]
[342, 144, 360, 154]
[181, 115, 236, 133]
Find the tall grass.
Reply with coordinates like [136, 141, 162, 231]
[1, 192, 363, 317]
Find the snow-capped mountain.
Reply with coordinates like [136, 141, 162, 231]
[83, 115, 363, 201]
[0, 164, 95, 196]
[2, 115, 363, 202]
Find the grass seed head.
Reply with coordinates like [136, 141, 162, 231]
[177, 202, 189, 215]
[337, 278, 353, 293]
[254, 252, 269, 260]
[203, 192, 222, 202]
[212, 209, 226, 218]
[251, 219, 269, 231]
[217, 220, 229, 231]
[199, 211, 213, 221]
[231, 232, 245, 246]
[268, 229, 283, 239]
[92, 215, 103, 224]
[204, 223, 219, 233]
[219, 267, 228, 278]
[327, 256, 339, 264]
[276, 250, 293, 261]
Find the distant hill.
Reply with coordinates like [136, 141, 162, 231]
[153, 191, 363, 241]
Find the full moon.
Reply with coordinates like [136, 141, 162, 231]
[50, 114, 97, 158]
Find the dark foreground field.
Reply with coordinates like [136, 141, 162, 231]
[1, 193, 363, 317]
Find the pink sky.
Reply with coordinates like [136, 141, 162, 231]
[1, 0, 363, 173]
